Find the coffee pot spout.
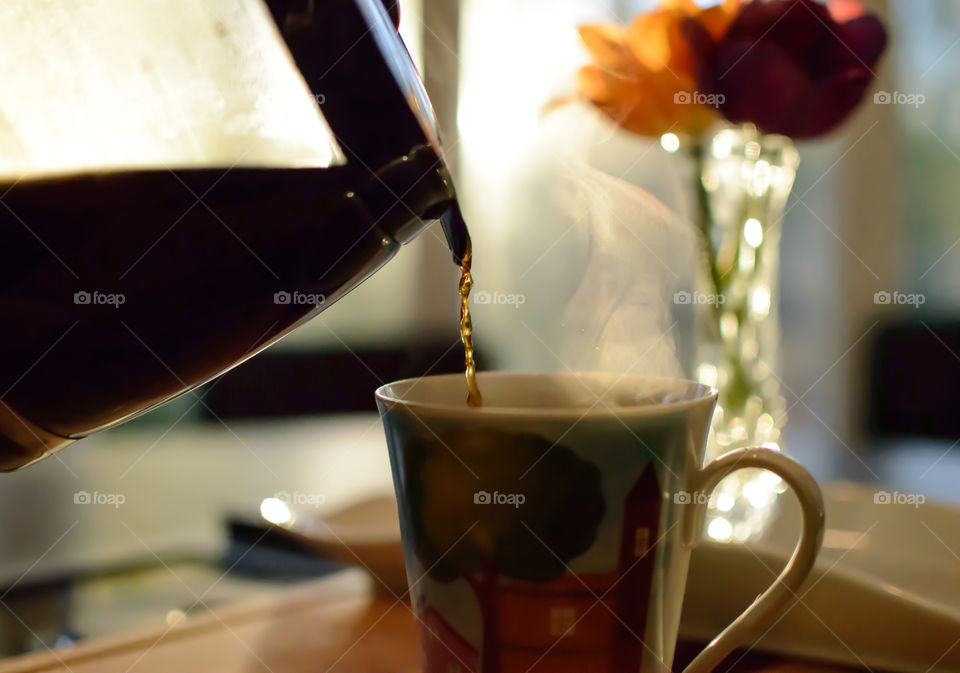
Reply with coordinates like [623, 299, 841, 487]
[440, 201, 471, 266]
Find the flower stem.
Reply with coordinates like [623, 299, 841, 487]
[690, 140, 752, 416]
[690, 142, 724, 335]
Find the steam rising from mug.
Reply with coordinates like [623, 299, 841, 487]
[472, 121, 696, 379]
[553, 162, 694, 377]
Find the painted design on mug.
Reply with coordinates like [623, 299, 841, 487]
[419, 607, 479, 673]
[403, 427, 606, 584]
[396, 424, 661, 673]
[613, 465, 661, 672]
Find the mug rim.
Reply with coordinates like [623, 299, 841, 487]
[375, 371, 718, 419]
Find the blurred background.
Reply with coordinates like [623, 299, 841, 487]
[0, 0, 957, 659]
[199, 0, 957, 493]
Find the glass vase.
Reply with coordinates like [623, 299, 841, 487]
[692, 125, 800, 542]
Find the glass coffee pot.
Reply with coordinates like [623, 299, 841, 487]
[0, 0, 469, 469]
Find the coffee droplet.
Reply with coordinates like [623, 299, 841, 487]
[458, 243, 482, 407]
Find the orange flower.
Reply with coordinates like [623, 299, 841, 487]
[577, 0, 741, 137]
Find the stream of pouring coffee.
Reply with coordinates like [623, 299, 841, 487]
[458, 242, 482, 407]
[446, 204, 483, 407]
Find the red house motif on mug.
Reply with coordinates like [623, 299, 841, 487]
[422, 466, 661, 673]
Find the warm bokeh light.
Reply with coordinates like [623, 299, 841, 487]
[660, 133, 681, 153]
[260, 497, 293, 526]
[707, 517, 733, 542]
[165, 610, 186, 628]
[744, 218, 764, 248]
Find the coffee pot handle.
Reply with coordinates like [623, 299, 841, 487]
[680, 448, 825, 673]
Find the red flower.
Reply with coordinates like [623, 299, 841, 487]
[684, 0, 887, 138]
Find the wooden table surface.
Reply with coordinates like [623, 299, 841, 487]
[0, 570, 862, 673]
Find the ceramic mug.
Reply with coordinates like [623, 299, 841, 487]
[376, 372, 824, 673]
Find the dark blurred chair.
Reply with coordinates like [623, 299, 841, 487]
[867, 318, 960, 440]
[199, 340, 475, 419]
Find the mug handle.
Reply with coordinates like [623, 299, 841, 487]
[680, 447, 825, 673]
